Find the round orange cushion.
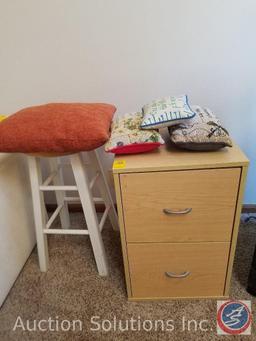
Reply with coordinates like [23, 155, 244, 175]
[0, 103, 116, 153]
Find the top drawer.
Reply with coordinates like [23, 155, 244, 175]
[120, 168, 240, 242]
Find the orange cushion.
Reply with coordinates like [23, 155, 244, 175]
[0, 103, 116, 153]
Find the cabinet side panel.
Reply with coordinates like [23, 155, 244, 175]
[224, 166, 248, 296]
[113, 173, 132, 298]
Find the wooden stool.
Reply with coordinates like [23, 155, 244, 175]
[27, 150, 118, 276]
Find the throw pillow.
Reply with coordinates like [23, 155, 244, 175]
[105, 112, 164, 154]
[169, 105, 232, 151]
[0, 103, 116, 153]
[141, 95, 195, 129]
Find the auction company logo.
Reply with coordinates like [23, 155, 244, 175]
[217, 300, 252, 335]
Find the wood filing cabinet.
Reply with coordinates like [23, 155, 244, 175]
[113, 143, 249, 300]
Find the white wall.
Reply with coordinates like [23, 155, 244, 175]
[0, 0, 255, 202]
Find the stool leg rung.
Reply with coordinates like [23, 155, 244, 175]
[42, 168, 59, 186]
[88, 150, 119, 231]
[93, 197, 104, 204]
[89, 171, 100, 189]
[48, 158, 70, 229]
[39, 185, 78, 191]
[46, 204, 64, 229]
[64, 196, 104, 204]
[64, 196, 80, 202]
[43, 228, 89, 235]
[99, 205, 111, 232]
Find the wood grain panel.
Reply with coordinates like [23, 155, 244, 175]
[113, 143, 248, 174]
[121, 168, 240, 242]
[128, 242, 230, 298]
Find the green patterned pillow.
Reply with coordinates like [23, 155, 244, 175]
[105, 112, 164, 154]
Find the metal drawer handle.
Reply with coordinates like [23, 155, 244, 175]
[165, 271, 190, 278]
[163, 208, 192, 215]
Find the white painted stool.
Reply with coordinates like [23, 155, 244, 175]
[27, 150, 118, 276]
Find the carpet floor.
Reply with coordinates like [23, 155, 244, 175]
[0, 213, 256, 341]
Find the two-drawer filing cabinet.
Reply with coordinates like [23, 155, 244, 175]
[113, 143, 249, 300]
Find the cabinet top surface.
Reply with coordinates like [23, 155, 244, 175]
[112, 141, 249, 174]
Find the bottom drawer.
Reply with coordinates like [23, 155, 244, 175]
[128, 242, 230, 299]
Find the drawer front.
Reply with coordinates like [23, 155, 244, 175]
[128, 242, 230, 298]
[121, 168, 240, 242]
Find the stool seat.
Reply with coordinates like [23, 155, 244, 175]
[27, 150, 119, 276]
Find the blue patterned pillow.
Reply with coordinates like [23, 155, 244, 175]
[141, 95, 195, 129]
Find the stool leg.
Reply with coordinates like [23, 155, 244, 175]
[27, 156, 49, 271]
[70, 153, 108, 276]
[88, 150, 119, 231]
[49, 158, 70, 229]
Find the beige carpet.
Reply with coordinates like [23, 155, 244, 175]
[0, 213, 256, 341]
